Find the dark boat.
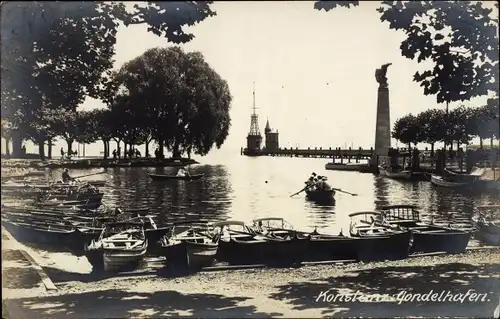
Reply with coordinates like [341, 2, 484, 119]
[147, 173, 204, 181]
[305, 189, 336, 204]
[377, 205, 472, 254]
[212, 221, 269, 264]
[473, 205, 500, 246]
[129, 215, 171, 247]
[349, 211, 411, 262]
[251, 217, 310, 265]
[297, 228, 358, 261]
[85, 222, 148, 272]
[157, 221, 218, 270]
[2, 219, 76, 247]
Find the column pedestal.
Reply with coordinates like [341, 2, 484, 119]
[374, 86, 391, 165]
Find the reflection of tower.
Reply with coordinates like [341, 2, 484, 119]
[246, 82, 262, 153]
[264, 119, 279, 153]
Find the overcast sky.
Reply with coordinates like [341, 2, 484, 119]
[4, 1, 497, 159]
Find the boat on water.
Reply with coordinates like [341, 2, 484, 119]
[305, 189, 336, 204]
[1, 180, 106, 190]
[157, 221, 218, 270]
[85, 222, 148, 272]
[430, 174, 475, 188]
[349, 211, 411, 261]
[251, 217, 310, 265]
[377, 205, 472, 254]
[379, 166, 412, 180]
[325, 162, 371, 172]
[147, 173, 204, 181]
[473, 205, 500, 246]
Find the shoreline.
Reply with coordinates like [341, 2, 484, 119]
[2, 225, 499, 318]
[1, 158, 200, 170]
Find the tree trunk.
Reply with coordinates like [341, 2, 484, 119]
[38, 140, 46, 161]
[102, 140, 108, 159]
[47, 138, 53, 159]
[106, 140, 110, 158]
[5, 137, 11, 156]
[11, 130, 22, 158]
[124, 143, 128, 159]
[479, 137, 483, 149]
[430, 143, 435, 158]
[66, 139, 74, 154]
[158, 139, 165, 159]
[491, 137, 494, 149]
[145, 140, 150, 158]
[172, 139, 181, 158]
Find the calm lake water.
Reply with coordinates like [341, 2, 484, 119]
[46, 156, 500, 235]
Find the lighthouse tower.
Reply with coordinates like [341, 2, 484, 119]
[246, 82, 262, 155]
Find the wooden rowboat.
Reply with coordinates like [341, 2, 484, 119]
[147, 173, 204, 181]
[430, 174, 474, 188]
[305, 189, 336, 204]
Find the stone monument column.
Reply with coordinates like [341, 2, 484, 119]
[374, 63, 392, 165]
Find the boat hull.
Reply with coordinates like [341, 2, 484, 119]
[103, 244, 148, 272]
[148, 173, 204, 181]
[475, 223, 500, 246]
[217, 236, 309, 265]
[354, 231, 411, 262]
[410, 230, 471, 254]
[2, 220, 75, 247]
[305, 236, 358, 261]
[305, 190, 336, 204]
[386, 171, 412, 180]
[430, 175, 471, 188]
[160, 241, 218, 269]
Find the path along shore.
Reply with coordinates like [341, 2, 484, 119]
[2, 226, 499, 318]
[1, 157, 199, 170]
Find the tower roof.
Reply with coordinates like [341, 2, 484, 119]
[265, 119, 271, 132]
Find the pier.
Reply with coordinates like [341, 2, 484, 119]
[241, 146, 375, 160]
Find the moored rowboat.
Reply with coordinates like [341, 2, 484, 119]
[147, 173, 204, 181]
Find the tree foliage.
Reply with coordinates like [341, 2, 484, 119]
[314, 1, 499, 103]
[106, 46, 232, 158]
[1, 1, 217, 157]
[392, 114, 423, 147]
[393, 99, 499, 149]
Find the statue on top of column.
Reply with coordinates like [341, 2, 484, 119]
[375, 63, 392, 88]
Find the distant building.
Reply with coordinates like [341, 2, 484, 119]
[264, 119, 279, 153]
[246, 84, 262, 154]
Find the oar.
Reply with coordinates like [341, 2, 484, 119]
[333, 188, 358, 196]
[73, 171, 106, 180]
[290, 185, 312, 197]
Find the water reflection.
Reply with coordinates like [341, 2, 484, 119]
[43, 157, 499, 236]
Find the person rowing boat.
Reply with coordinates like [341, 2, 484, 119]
[305, 173, 332, 192]
[61, 169, 76, 183]
[176, 167, 191, 177]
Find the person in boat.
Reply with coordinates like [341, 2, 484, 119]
[176, 167, 190, 177]
[61, 169, 74, 183]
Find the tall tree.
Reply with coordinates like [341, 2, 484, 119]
[110, 47, 232, 159]
[416, 108, 446, 156]
[392, 114, 424, 149]
[314, 1, 499, 103]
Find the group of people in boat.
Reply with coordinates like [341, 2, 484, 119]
[305, 172, 332, 192]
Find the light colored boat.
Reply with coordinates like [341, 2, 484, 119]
[379, 166, 412, 180]
[430, 174, 473, 188]
[474, 205, 500, 246]
[325, 162, 370, 171]
[87, 222, 148, 272]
